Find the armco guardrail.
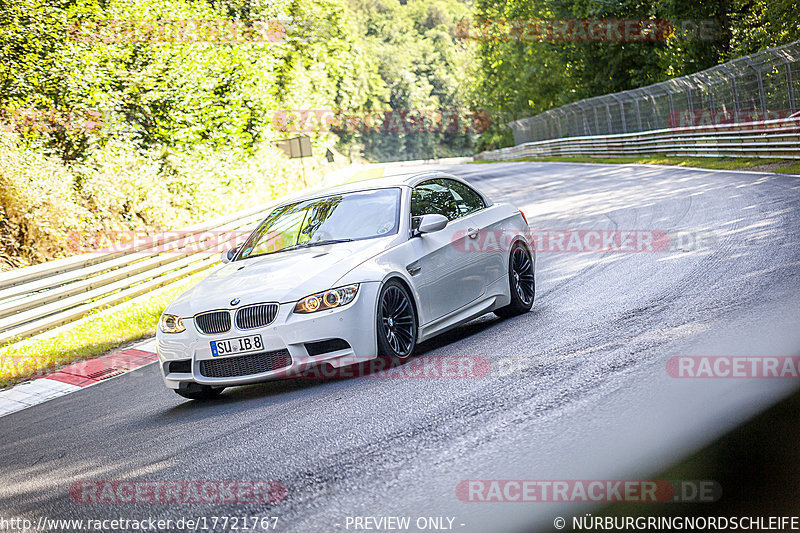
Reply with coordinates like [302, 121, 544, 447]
[475, 116, 800, 161]
[0, 204, 272, 346]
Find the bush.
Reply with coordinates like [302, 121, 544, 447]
[0, 130, 337, 268]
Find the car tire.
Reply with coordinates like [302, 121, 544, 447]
[495, 241, 535, 318]
[175, 384, 225, 400]
[376, 279, 418, 360]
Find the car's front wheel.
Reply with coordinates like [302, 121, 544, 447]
[175, 384, 225, 401]
[495, 242, 535, 318]
[376, 280, 417, 359]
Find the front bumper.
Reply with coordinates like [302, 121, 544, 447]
[156, 282, 380, 389]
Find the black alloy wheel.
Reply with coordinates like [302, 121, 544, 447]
[495, 242, 535, 318]
[376, 280, 417, 359]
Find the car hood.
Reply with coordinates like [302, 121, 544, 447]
[167, 238, 390, 317]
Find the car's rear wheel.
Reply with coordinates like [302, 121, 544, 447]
[175, 384, 225, 401]
[376, 280, 417, 359]
[495, 242, 535, 318]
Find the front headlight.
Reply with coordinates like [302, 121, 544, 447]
[159, 314, 186, 333]
[294, 284, 359, 314]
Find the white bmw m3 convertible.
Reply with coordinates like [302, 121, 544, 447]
[156, 172, 534, 399]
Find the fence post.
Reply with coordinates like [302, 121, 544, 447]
[570, 107, 579, 137]
[611, 94, 626, 134]
[771, 50, 796, 112]
[718, 65, 740, 112]
[743, 57, 767, 120]
[633, 94, 643, 131]
[697, 72, 715, 111]
[575, 102, 586, 136]
[556, 111, 562, 138]
[667, 88, 674, 120]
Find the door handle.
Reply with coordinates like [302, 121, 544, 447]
[467, 228, 480, 239]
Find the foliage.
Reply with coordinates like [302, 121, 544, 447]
[344, 0, 477, 161]
[0, 0, 479, 265]
[3, 0, 796, 265]
[469, 0, 800, 148]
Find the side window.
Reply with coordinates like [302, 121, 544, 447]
[443, 179, 485, 218]
[411, 180, 460, 220]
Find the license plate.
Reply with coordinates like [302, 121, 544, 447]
[210, 334, 264, 357]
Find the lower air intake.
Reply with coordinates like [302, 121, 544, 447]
[305, 338, 351, 356]
[199, 349, 292, 378]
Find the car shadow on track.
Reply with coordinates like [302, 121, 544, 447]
[414, 314, 500, 355]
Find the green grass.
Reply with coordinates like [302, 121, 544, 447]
[0, 270, 210, 388]
[470, 154, 800, 174]
[774, 161, 800, 175]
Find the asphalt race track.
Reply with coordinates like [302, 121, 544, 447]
[2, 162, 799, 532]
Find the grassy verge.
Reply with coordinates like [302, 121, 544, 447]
[0, 270, 210, 388]
[470, 154, 800, 174]
[774, 161, 800, 174]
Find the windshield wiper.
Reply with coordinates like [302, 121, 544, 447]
[239, 239, 353, 260]
[297, 238, 354, 248]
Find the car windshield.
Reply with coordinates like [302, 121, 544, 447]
[236, 188, 401, 260]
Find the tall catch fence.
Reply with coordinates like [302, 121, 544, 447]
[507, 40, 800, 145]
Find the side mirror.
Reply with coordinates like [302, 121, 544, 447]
[416, 214, 449, 235]
[220, 246, 240, 264]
